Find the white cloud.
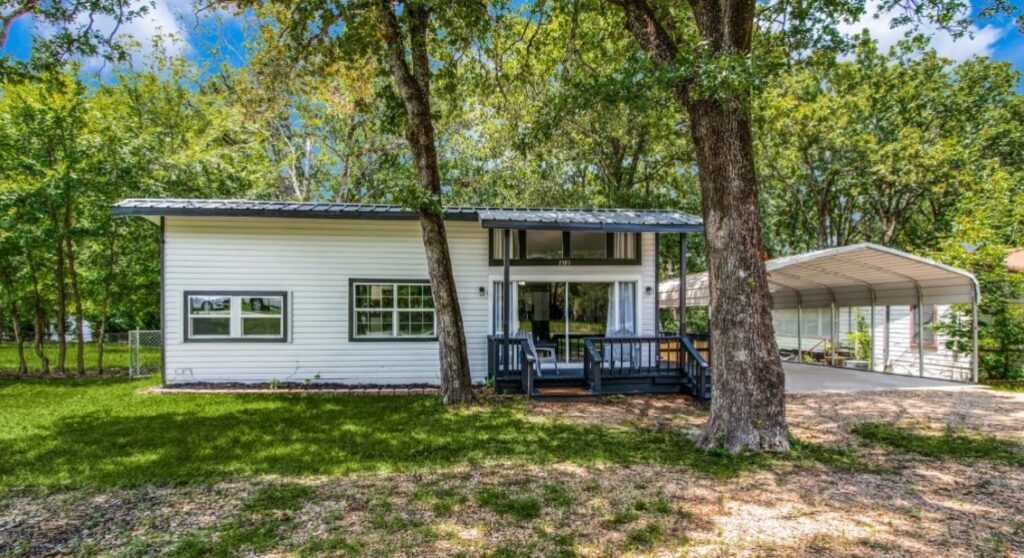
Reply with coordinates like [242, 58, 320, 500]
[33, 0, 193, 70]
[838, 0, 1006, 61]
[106, 0, 192, 59]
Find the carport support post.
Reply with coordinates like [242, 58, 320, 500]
[971, 285, 979, 383]
[830, 301, 837, 367]
[869, 301, 876, 371]
[796, 304, 803, 363]
[916, 299, 925, 377]
[679, 233, 687, 338]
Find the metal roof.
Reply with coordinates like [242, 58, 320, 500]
[112, 199, 704, 232]
[476, 208, 703, 233]
[660, 243, 979, 309]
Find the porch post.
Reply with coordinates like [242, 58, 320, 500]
[679, 233, 687, 338]
[502, 229, 511, 373]
[654, 233, 660, 334]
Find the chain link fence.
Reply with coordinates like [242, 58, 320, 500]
[129, 330, 163, 378]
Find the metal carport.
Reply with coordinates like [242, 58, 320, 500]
[659, 243, 981, 382]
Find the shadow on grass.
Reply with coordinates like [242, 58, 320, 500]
[0, 387, 767, 488]
[852, 421, 1024, 466]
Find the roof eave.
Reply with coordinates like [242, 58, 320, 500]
[478, 219, 704, 233]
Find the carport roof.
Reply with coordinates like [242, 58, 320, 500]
[660, 243, 979, 309]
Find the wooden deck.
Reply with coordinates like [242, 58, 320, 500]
[487, 334, 712, 400]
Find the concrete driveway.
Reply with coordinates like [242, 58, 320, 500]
[783, 362, 980, 393]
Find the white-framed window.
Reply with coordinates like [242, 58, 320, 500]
[185, 292, 288, 342]
[351, 281, 436, 340]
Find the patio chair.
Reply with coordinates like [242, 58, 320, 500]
[515, 331, 559, 376]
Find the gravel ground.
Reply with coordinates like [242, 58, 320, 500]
[1, 389, 1022, 557]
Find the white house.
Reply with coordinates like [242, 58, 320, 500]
[113, 199, 708, 396]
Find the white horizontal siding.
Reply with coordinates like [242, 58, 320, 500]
[771, 305, 971, 381]
[164, 217, 490, 385]
[163, 219, 658, 384]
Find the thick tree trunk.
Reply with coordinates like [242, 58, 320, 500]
[376, 1, 473, 404]
[419, 210, 474, 402]
[609, 0, 788, 452]
[688, 99, 789, 452]
[65, 206, 86, 375]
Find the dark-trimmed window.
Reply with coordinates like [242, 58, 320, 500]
[350, 280, 436, 341]
[489, 230, 640, 265]
[185, 291, 287, 342]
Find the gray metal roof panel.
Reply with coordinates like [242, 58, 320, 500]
[112, 198, 703, 231]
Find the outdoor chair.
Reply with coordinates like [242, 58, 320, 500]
[515, 331, 559, 376]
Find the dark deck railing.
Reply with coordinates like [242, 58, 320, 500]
[490, 333, 712, 400]
[487, 335, 536, 394]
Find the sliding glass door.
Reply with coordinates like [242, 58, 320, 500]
[495, 280, 637, 363]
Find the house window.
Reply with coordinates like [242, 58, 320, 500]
[351, 281, 436, 340]
[241, 296, 284, 337]
[185, 292, 288, 342]
[612, 233, 636, 259]
[188, 295, 231, 338]
[525, 230, 564, 260]
[570, 232, 607, 259]
[489, 230, 640, 265]
[490, 230, 520, 260]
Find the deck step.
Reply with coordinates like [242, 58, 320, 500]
[531, 386, 597, 398]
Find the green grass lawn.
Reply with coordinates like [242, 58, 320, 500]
[0, 377, 763, 489]
[0, 342, 160, 374]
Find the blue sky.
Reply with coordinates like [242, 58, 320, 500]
[3, 0, 1023, 82]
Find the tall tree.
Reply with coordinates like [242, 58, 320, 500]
[595, 0, 1024, 452]
[598, 0, 787, 452]
[231, 0, 482, 403]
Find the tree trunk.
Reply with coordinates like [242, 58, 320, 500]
[0, 266, 28, 374]
[9, 309, 27, 374]
[609, 0, 788, 452]
[65, 205, 86, 375]
[688, 99, 789, 452]
[376, 1, 473, 404]
[96, 232, 117, 374]
[53, 226, 67, 374]
[27, 259, 49, 375]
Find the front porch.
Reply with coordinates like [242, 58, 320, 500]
[487, 333, 712, 399]
[476, 208, 709, 400]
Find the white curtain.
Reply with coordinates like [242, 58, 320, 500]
[606, 284, 616, 335]
[618, 282, 636, 334]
